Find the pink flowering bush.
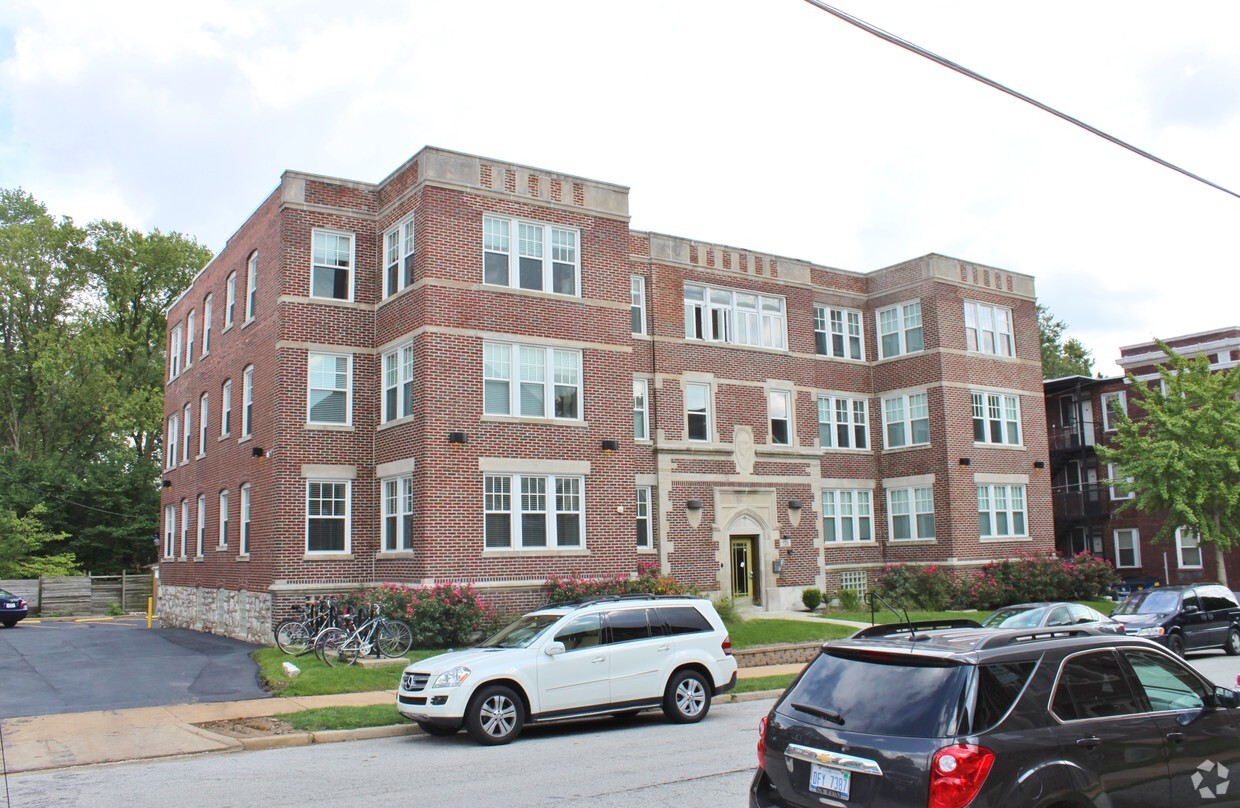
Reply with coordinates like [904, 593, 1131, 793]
[543, 562, 694, 604]
[338, 582, 496, 648]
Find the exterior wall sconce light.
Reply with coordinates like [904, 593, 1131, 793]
[601, 439, 619, 452]
[685, 499, 703, 510]
[447, 431, 468, 446]
[787, 499, 803, 510]
[162, 479, 172, 488]
[251, 447, 265, 458]
[958, 458, 971, 466]
[1033, 460, 1046, 469]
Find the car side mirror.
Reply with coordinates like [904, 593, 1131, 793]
[544, 641, 565, 656]
[1185, 605, 1200, 614]
[1212, 687, 1240, 709]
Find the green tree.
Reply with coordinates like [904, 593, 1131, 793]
[0, 504, 80, 578]
[1098, 342, 1240, 586]
[1038, 303, 1094, 378]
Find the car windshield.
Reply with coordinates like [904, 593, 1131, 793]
[982, 607, 1043, 628]
[480, 613, 562, 648]
[1113, 590, 1180, 615]
[0, 588, 14, 598]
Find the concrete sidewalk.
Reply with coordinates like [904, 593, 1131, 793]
[0, 662, 806, 775]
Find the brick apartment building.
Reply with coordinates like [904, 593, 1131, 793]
[159, 147, 1053, 642]
[1045, 326, 1240, 589]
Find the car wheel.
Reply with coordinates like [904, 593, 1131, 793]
[663, 669, 711, 724]
[1, 620, 15, 628]
[1168, 634, 1186, 658]
[465, 685, 524, 745]
[416, 720, 461, 737]
[1225, 629, 1240, 656]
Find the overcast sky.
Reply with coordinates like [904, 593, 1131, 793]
[2, 1, 1237, 375]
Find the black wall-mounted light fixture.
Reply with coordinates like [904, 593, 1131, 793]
[251, 447, 265, 458]
[601, 439, 619, 452]
[447, 431, 468, 446]
[1033, 460, 1046, 469]
[685, 499, 703, 511]
[787, 499, 803, 510]
[162, 479, 172, 488]
[959, 458, 972, 466]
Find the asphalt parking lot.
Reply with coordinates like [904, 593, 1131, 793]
[0, 618, 270, 718]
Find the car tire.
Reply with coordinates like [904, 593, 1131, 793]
[1168, 634, 1185, 658]
[1, 620, 15, 628]
[465, 685, 524, 745]
[416, 720, 461, 737]
[1225, 628, 1240, 656]
[663, 669, 711, 724]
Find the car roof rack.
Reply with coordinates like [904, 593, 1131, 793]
[536, 593, 697, 609]
[852, 618, 983, 639]
[975, 626, 1099, 650]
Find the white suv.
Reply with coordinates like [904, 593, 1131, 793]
[396, 594, 738, 744]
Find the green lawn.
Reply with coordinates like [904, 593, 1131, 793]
[254, 647, 445, 697]
[726, 619, 855, 648]
[278, 703, 410, 732]
[734, 674, 796, 694]
[819, 599, 1119, 626]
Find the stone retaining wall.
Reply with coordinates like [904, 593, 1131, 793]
[733, 641, 822, 668]
[159, 585, 272, 644]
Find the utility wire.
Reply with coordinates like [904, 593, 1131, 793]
[3, 474, 149, 520]
[801, 0, 1240, 201]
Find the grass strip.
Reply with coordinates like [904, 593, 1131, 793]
[820, 599, 1118, 626]
[734, 674, 796, 694]
[726, 619, 855, 648]
[254, 647, 445, 697]
[277, 703, 410, 732]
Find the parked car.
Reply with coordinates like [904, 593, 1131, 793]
[397, 594, 738, 744]
[0, 588, 28, 628]
[981, 601, 1123, 634]
[1110, 584, 1240, 656]
[751, 621, 1240, 807]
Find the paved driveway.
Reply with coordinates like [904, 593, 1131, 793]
[1, 618, 269, 718]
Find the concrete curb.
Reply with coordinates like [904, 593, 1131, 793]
[234, 723, 420, 751]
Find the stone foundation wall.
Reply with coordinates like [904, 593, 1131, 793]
[159, 585, 272, 644]
[732, 641, 822, 668]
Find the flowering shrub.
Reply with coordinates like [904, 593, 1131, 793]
[872, 563, 959, 611]
[543, 562, 695, 604]
[336, 582, 496, 648]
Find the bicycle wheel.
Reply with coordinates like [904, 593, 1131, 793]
[274, 620, 311, 655]
[316, 627, 350, 666]
[377, 620, 413, 658]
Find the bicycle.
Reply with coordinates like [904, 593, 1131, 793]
[274, 597, 344, 656]
[315, 604, 413, 666]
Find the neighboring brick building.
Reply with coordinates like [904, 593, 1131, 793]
[159, 147, 1053, 642]
[1045, 327, 1240, 589]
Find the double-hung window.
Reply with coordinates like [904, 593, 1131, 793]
[685, 382, 711, 442]
[813, 305, 863, 360]
[382, 343, 415, 423]
[1106, 462, 1134, 500]
[971, 392, 1021, 445]
[180, 499, 188, 558]
[1176, 528, 1202, 569]
[631, 276, 647, 335]
[240, 483, 252, 555]
[245, 252, 258, 321]
[882, 392, 930, 448]
[1101, 391, 1126, 431]
[1114, 528, 1140, 568]
[384, 215, 416, 297]
[889, 487, 935, 540]
[185, 311, 195, 367]
[311, 230, 354, 300]
[769, 390, 791, 445]
[307, 352, 350, 425]
[382, 476, 414, 551]
[164, 505, 175, 558]
[181, 403, 192, 464]
[978, 484, 1027, 538]
[964, 301, 1013, 356]
[822, 489, 873, 543]
[633, 379, 649, 440]
[218, 489, 229, 548]
[482, 342, 581, 420]
[225, 273, 236, 328]
[198, 393, 208, 456]
[483, 216, 579, 296]
[242, 366, 254, 437]
[170, 325, 183, 379]
[166, 414, 179, 469]
[202, 295, 212, 355]
[636, 487, 652, 548]
[195, 494, 206, 557]
[877, 301, 923, 358]
[684, 284, 786, 349]
[306, 480, 349, 553]
[818, 395, 869, 450]
[484, 473, 584, 549]
[221, 380, 232, 436]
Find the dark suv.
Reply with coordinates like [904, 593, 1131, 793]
[1110, 584, 1240, 657]
[751, 621, 1240, 807]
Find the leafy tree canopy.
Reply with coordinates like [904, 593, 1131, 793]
[0, 504, 80, 578]
[1038, 303, 1094, 379]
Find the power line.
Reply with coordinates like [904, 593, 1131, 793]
[801, 0, 1240, 201]
[3, 474, 149, 520]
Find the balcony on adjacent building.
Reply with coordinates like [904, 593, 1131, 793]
[1052, 483, 1110, 521]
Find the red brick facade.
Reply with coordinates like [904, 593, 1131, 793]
[159, 147, 1054, 640]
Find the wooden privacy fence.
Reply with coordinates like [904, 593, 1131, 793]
[0, 573, 154, 616]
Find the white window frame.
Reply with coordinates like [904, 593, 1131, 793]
[164, 504, 175, 558]
[166, 414, 179, 470]
[1113, 528, 1140, 569]
[179, 498, 188, 559]
[185, 310, 195, 368]
[225, 272, 236, 328]
[307, 352, 352, 425]
[245, 251, 258, 321]
[768, 389, 792, 446]
[202, 295, 212, 355]
[218, 489, 229, 548]
[240, 483, 252, 556]
[482, 342, 582, 421]
[482, 215, 580, 297]
[382, 343, 415, 423]
[971, 391, 1022, 446]
[195, 494, 206, 558]
[182, 403, 192, 464]
[384, 215, 416, 298]
[198, 393, 208, 457]
[683, 283, 787, 350]
[685, 382, 712, 442]
[1101, 391, 1126, 431]
[169, 325, 182, 379]
[636, 487, 652, 549]
[242, 366, 254, 437]
[882, 392, 930, 449]
[1176, 528, 1203, 569]
[817, 395, 869, 450]
[963, 301, 1014, 357]
[483, 473, 585, 550]
[888, 486, 935, 541]
[977, 484, 1028, 539]
[382, 475, 414, 552]
[305, 480, 350, 554]
[822, 489, 874, 543]
[311, 229, 355, 301]
[221, 380, 232, 436]
[1107, 462, 1134, 501]
[634, 379, 649, 441]
[877, 300, 923, 359]
[813, 305, 864, 360]
[630, 276, 647, 335]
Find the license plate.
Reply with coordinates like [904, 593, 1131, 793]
[810, 763, 851, 800]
